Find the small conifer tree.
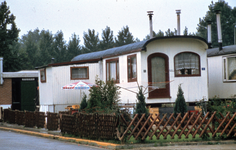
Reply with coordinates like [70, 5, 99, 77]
[79, 93, 87, 111]
[174, 84, 187, 117]
[86, 84, 102, 113]
[135, 86, 149, 118]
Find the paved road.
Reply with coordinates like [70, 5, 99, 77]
[0, 130, 105, 150]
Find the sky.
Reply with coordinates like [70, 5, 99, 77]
[5, 0, 236, 44]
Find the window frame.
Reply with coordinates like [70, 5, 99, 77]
[70, 66, 89, 80]
[223, 55, 236, 82]
[174, 52, 201, 77]
[127, 54, 137, 82]
[40, 68, 46, 83]
[106, 58, 119, 83]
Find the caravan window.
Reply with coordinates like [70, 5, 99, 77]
[223, 56, 236, 82]
[71, 67, 89, 80]
[106, 58, 119, 83]
[174, 52, 200, 77]
[40, 68, 46, 83]
[127, 54, 137, 82]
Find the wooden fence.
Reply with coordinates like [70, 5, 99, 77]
[2, 109, 236, 142]
[117, 112, 236, 142]
[3, 109, 45, 129]
[47, 112, 59, 131]
[60, 113, 118, 140]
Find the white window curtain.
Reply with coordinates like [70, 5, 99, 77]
[151, 57, 166, 89]
[72, 68, 87, 78]
[175, 53, 199, 74]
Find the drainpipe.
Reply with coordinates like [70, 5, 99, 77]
[147, 11, 154, 39]
[176, 10, 181, 35]
[0, 57, 3, 85]
[207, 21, 212, 48]
[215, 10, 223, 50]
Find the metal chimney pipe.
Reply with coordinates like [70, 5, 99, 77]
[0, 57, 4, 85]
[51, 58, 55, 64]
[176, 10, 181, 35]
[215, 10, 223, 50]
[147, 11, 154, 38]
[207, 21, 212, 48]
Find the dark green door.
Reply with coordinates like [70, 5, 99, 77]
[21, 81, 36, 111]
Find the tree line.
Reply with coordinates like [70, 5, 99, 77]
[1, 1, 236, 72]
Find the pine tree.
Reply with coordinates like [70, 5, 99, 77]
[165, 28, 177, 36]
[100, 26, 114, 50]
[67, 33, 81, 61]
[53, 31, 67, 63]
[38, 30, 54, 66]
[86, 85, 102, 113]
[174, 84, 187, 117]
[83, 29, 100, 53]
[197, 1, 236, 47]
[115, 26, 135, 47]
[79, 94, 87, 111]
[135, 86, 149, 118]
[0, 1, 20, 71]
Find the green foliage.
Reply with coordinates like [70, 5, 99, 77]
[83, 29, 100, 53]
[100, 26, 114, 50]
[53, 31, 67, 63]
[144, 27, 196, 40]
[174, 84, 187, 117]
[86, 77, 120, 113]
[197, 1, 236, 47]
[38, 30, 54, 66]
[134, 86, 149, 118]
[115, 26, 135, 47]
[67, 33, 81, 61]
[207, 97, 236, 139]
[144, 30, 165, 40]
[208, 97, 236, 115]
[0, 1, 20, 72]
[79, 93, 87, 111]
[165, 28, 177, 36]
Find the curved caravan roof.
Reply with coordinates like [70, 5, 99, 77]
[71, 36, 208, 62]
[71, 40, 148, 62]
[207, 45, 236, 57]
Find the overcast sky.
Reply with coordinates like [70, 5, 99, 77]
[5, 0, 236, 43]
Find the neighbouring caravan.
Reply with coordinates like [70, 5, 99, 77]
[207, 45, 236, 100]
